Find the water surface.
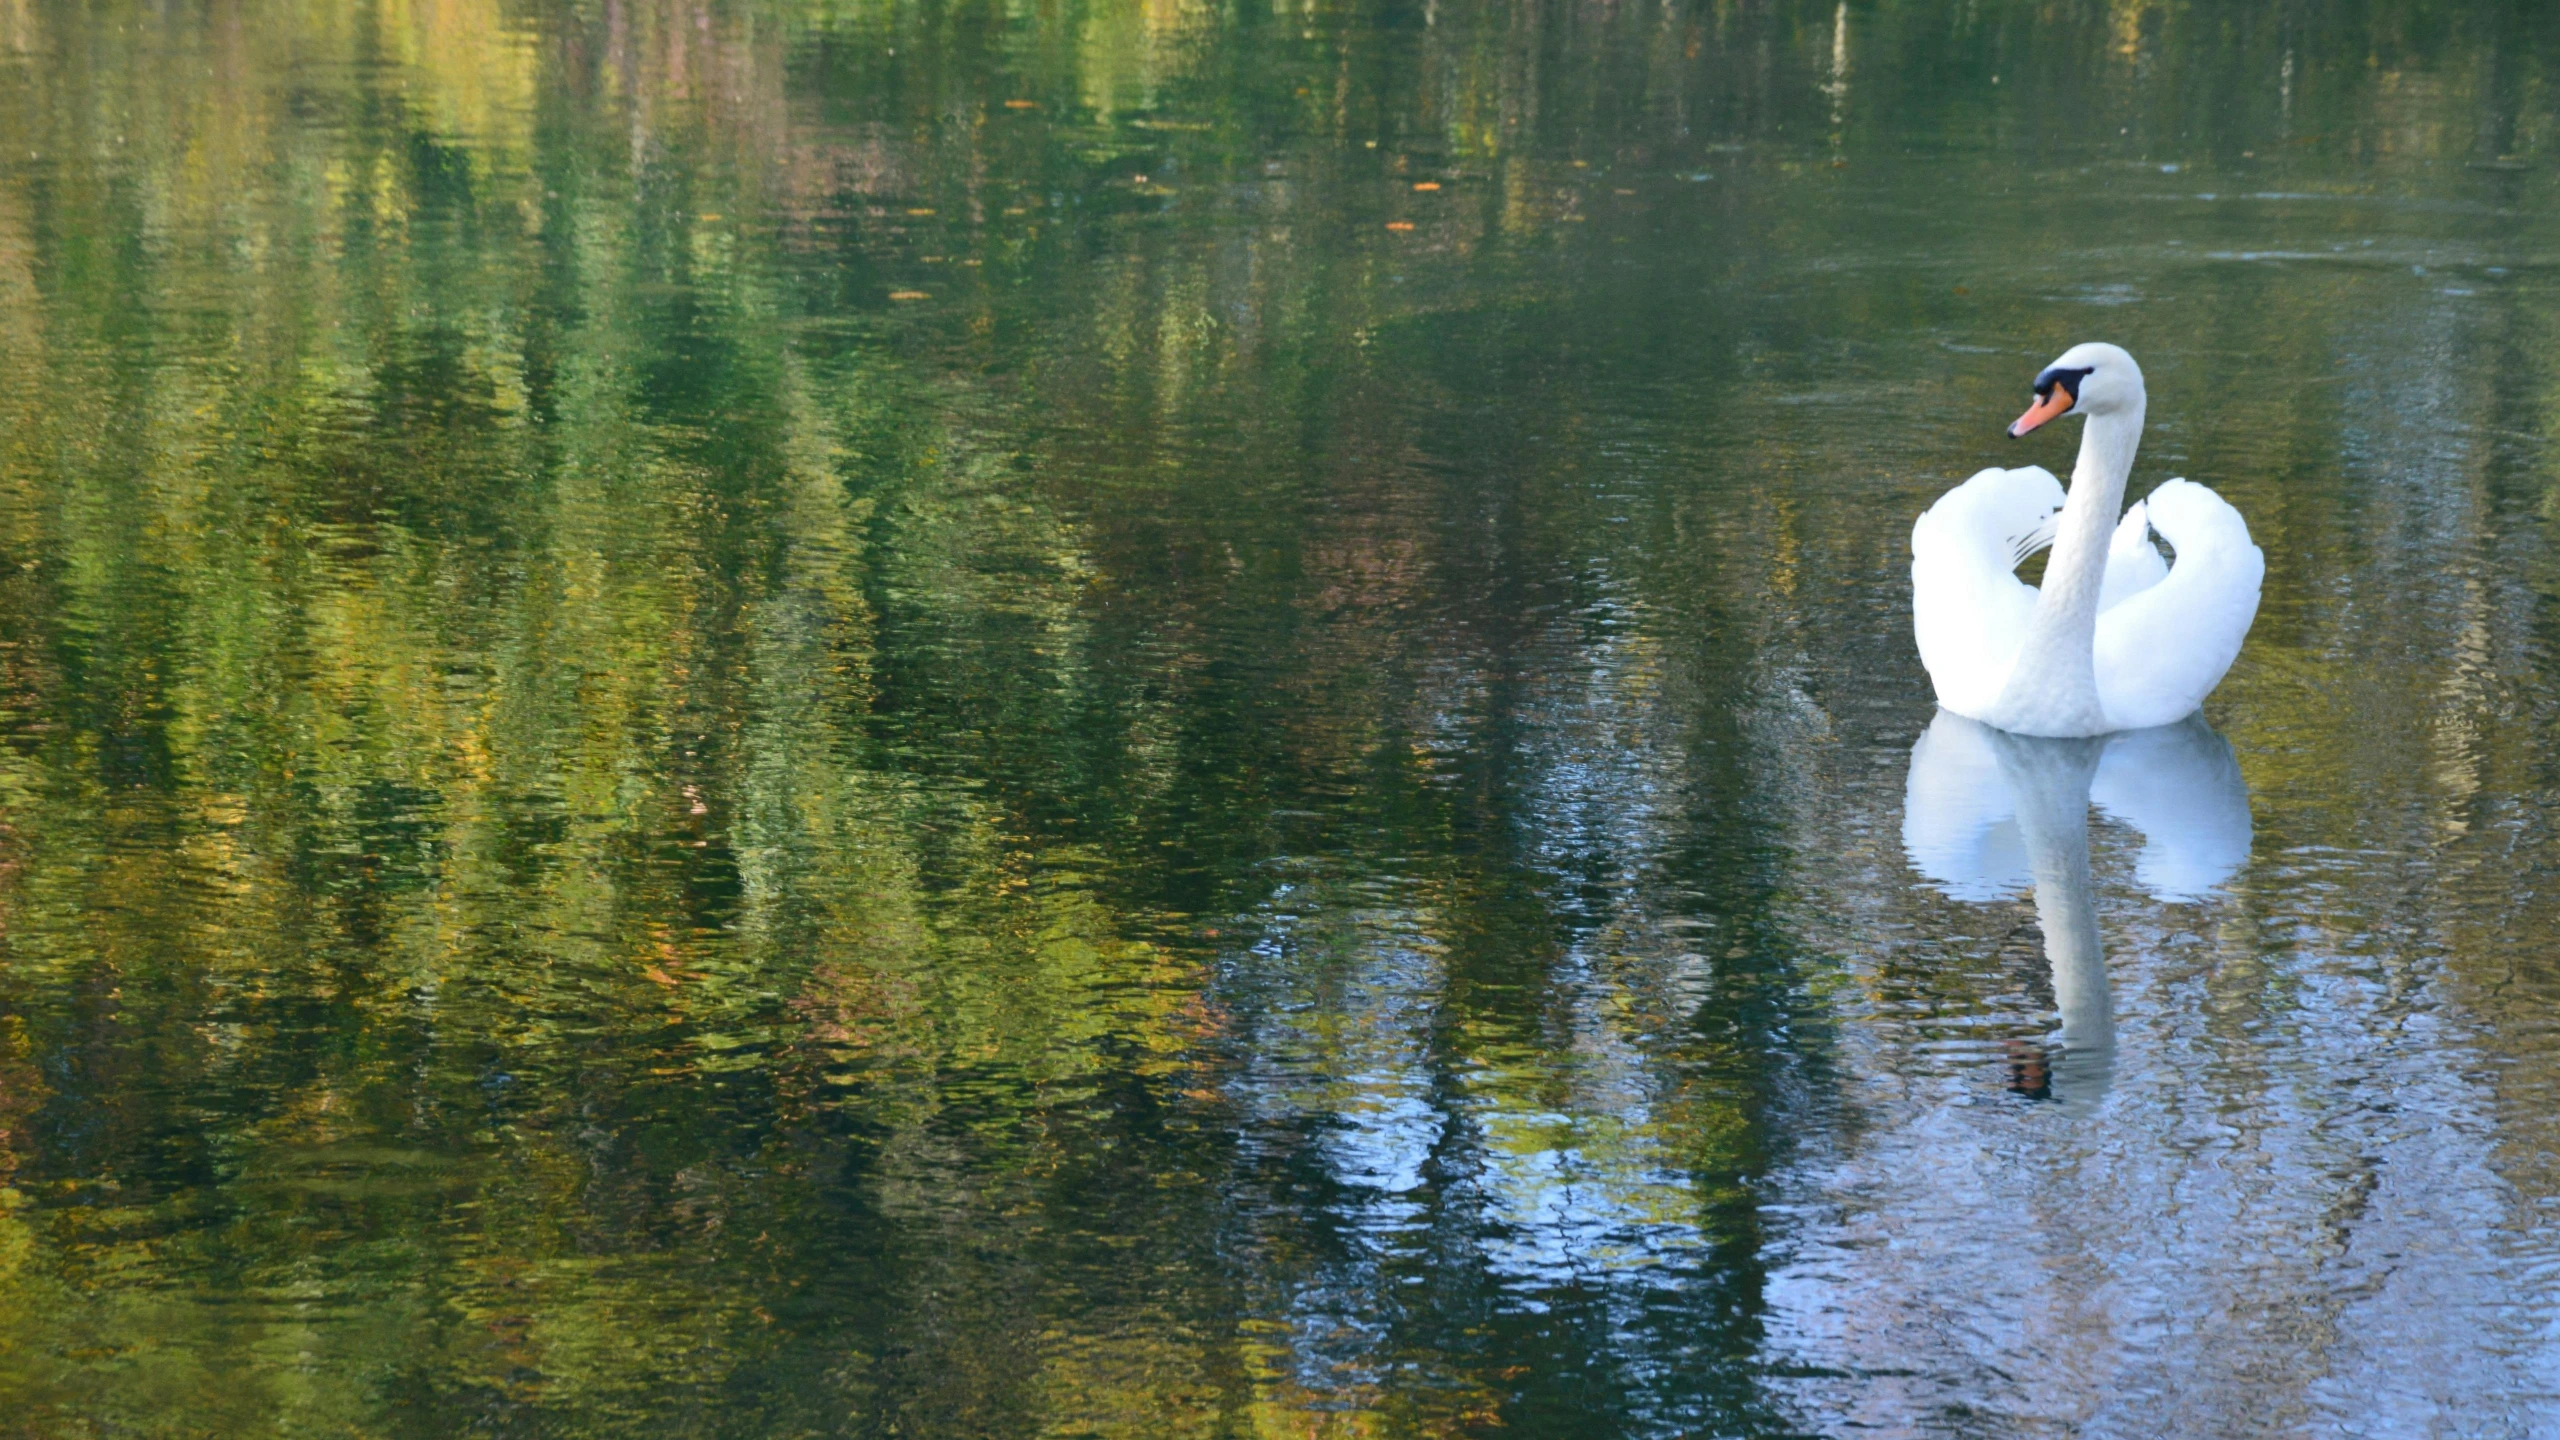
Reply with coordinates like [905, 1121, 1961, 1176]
[3, 0, 2559, 1434]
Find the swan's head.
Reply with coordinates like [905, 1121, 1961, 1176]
[2007, 342, 2143, 438]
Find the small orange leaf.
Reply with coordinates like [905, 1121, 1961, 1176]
[889, 290, 930, 301]
[1004, 98, 1038, 109]
[1412, 181, 1441, 191]
[1385, 220, 1415, 232]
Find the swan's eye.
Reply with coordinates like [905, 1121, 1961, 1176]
[2033, 365, 2093, 406]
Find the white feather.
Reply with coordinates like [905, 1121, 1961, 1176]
[2096, 498, 2168, 612]
[1909, 465, 2060, 721]
[2092, 480, 2265, 730]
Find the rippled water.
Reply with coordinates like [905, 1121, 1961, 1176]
[3, 0, 2558, 1434]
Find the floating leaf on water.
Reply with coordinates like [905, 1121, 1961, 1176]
[1003, 98, 1038, 109]
[1412, 181, 1441, 191]
[907, 207, 935, 216]
[1385, 221, 1415, 231]
[889, 290, 930, 301]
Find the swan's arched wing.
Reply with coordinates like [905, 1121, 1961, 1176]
[1903, 709, 2032, 900]
[2090, 714, 2253, 901]
[2092, 479, 2264, 730]
[1911, 466, 2063, 717]
[2097, 499, 2168, 612]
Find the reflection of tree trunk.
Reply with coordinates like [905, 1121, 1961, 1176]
[2478, 2, 2525, 164]
[1986, 730, 2113, 1091]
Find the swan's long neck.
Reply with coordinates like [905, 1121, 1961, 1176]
[1995, 397, 2144, 735]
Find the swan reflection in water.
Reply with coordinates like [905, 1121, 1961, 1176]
[1903, 709, 2252, 1103]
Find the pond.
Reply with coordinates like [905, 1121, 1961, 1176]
[1, 0, 2556, 1434]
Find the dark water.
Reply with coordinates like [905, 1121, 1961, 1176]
[3, 0, 2559, 1434]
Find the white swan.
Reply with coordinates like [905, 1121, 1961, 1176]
[1911, 343, 2264, 737]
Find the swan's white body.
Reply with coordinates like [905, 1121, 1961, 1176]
[1911, 345, 2263, 737]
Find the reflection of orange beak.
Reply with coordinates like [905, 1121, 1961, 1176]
[2008, 386, 2075, 438]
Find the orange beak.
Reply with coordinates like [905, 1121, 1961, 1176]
[2008, 385, 2075, 438]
